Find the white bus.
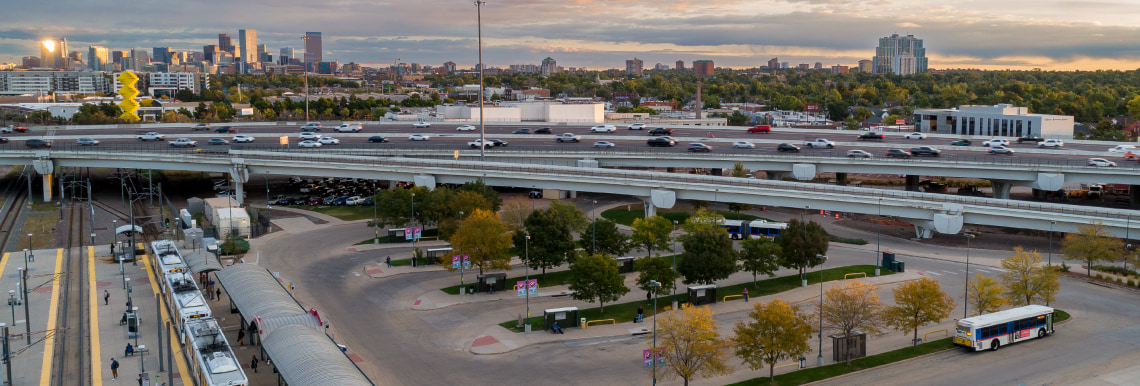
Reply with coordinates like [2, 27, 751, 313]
[721, 220, 788, 240]
[954, 305, 1054, 351]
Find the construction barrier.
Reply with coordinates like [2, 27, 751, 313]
[584, 319, 615, 329]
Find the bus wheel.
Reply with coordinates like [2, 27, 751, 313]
[990, 340, 1000, 351]
[1038, 329, 1046, 339]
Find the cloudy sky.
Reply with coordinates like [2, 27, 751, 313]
[3, 0, 1140, 71]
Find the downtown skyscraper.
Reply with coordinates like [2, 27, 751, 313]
[238, 29, 257, 64]
[304, 32, 322, 72]
[872, 34, 928, 75]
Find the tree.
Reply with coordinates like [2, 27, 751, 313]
[727, 110, 748, 126]
[678, 227, 738, 285]
[774, 219, 829, 283]
[581, 219, 631, 257]
[820, 280, 883, 365]
[739, 237, 781, 287]
[652, 304, 734, 385]
[1128, 94, 1140, 122]
[500, 197, 533, 231]
[732, 299, 813, 384]
[883, 277, 955, 347]
[630, 215, 673, 256]
[448, 191, 493, 222]
[965, 273, 1007, 316]
[450, 209, 513, 274]
[458, 179, 502, 211]
[371, 188, 414, 228]
[547, 200, 589, 233]
[567, 253, 629, 313]
[999, 247, 1061, 306]
[519, 209, 575, 276]
[1060, 222, 1127, 276]
[681, 208, 726, 234]
[635, 256, 677, 297]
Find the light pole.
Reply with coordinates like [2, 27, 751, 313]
[373, 185, 380, 245]
[1048, 221, 1055, 267]
[525, 235, 531, 332]
[649, 280, 661, 385]
[963, 233, 975, 318]
[7, 290, 15, 327]
[875, 198, 882, 277]
[410, 192, 417, 267]
[801, 206, 808, 287]
[19, 268, 28, 344]
[475, 0, 486, 162]
[672, 220, 678, 309]
[816, 254, 826, 366]
[591, 200, 597, 255]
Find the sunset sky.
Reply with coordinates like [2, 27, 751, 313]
[3, 0, 1140, 71]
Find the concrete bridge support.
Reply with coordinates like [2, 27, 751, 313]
[836, 173, 848, 186]
[766, 171, 788, 181]
[905, 175, 920, 192]
[230, 162, 249, 205]
[32, 156, 54, 202]
[413, 174, 437, 191]
[989, 180, 1014, 200]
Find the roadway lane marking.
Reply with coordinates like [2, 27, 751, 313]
[989, 267, 1008, 272]
[88, 246, 102, 386]
[39, 249, 63, 386]
[926, 271, 942, 275]
[138, 244, 193, 386]
[974, 268, 991, 273]
[942, 271, 958, 275]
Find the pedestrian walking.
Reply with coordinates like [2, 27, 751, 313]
[110, 243, 115, 255]
[250, 355, 259, 373]
[386, 256, 392, 268]
[636, 306, 644, 323]
[237, 328, 245, 346]
[104, 290, 110, 305]
[216, 288, 222, 301]
[209, 279, 215, 291]
[743, 288, 749, 302]
[110, 358, 119, 379]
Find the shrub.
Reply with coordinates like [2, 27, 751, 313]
[1095, 274, 1103, 280]
[1092, 265, 1139, 277]
[1059, 262, 1071, 273]
[1129, 280, 1137, 287]
[1117, 277, 1124, 284]
[828, 236, 869, 245]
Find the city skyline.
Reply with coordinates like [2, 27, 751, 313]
[2, 0, 1140, 71]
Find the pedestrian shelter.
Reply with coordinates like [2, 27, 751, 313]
[476, 273, 507, 293]
[425, 247, 453, 266]
[615, 256, 635, 274]
[386, 228, 408, 243]
[831, 332, 868, 362]
[543, 307, 579, 331]
[687, 285, 717, 305]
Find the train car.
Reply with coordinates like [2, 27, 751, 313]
[164, 271, 211, 332]
[152, 239, 188, 275]
[184, 318, 249, 386]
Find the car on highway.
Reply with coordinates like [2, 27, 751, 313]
[951, 139, 972, 146]
[1038, 139, 1064, 148]
[982, 138, 1010, 147]
[413, 122, 431, 128]
[747, 125, 772, 133]
[24, 139, 50, 148]
[409, 134, 431, 141]
[885, 149, 911, 158]
[1, 125, 27, 133]
[215, 126, 237, 133]
[457, 125, 476, 131]
[857, 132, 884, 141]
[556, 133, 581, 143]
[232, 135, 255, 143]
[76, 137, 100, 146]
[298, 140, 323, 148]
[590, 125, 616, 133]
[0, 137, 8, 144]
[368, 136, 389, 143]
[1087, 158, 1117, 167]
[904, 132, 928, 140]
[628, 123, 646, 130]
[487, 139, 509, 147]
[648, 128, 672, 136]
[191, 123, 211, 131]
[335, 123, 362, 132]
[535, 127, 553, 134]
[846, 150, 873, 158]
[803, 138, 835, 148]
[647, 137, 677, 147]
[910, 146, 941, 157]
[513, 128, 532, 134]
[467, 140, 494, 148]
[988, 146, 1015, 155]
[299, 132, 322, 141]
[136, 131, 166, 141]
[1107, 145, 1137, 154]
[317, 137, 341, 145]
[301, 122, 322, 131]
[776, 143, 800, 152]
[1124, 151, 1140, 160]
[687, 143, 712, 152]
[170, 138, 197, 147]
[207, 138, 229, 145]
[732, 141, 755, 149]
[593, 141, 616, 149]
[1016, 134, 1044, 144]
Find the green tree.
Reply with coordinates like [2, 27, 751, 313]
[732, 299, 813, 384]
[635, 256, 678, 297]
[371, 188, 415, 228]
[774, 219, 828, 283]
[999, 247, 1061, 306]
[1127, 94, 1140, 121]
[459, 179, 502, 211]
[518, 209, 576, 276]
[883, 277, 955, 347]
[727, 110, 748, 126]
[631, 215, 673, 256]
[581, 219, 631, 257]
[567, 253, 629, 313]
[677, 227, 738, 285]
[681, 208, 726, 234]
[1060, 222, 1126, 276]
[652, 304, 734, 386]
[739, 237, 781, 287]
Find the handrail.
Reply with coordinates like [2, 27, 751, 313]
[723, 295, 745, 302]
[844, 273, 867, 281]
[924, 329, 949, 343]
[584, 319, 615, 329]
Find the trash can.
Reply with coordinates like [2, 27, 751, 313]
[687, 285, 717, 305]
[890, 261, 900, 273]
[615, 256, 636, 274]
[895, 261, 905, 273]
[881, 252, 895, 269]
[543, 307, 579, 331]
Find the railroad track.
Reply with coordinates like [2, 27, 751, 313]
[54, 197, 88, 384]
[0, 167, 29, 252]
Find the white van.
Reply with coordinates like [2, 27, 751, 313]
[1107, 145, 1137, 154]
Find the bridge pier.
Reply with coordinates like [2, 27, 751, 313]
[643, 201, 656, 217]
[229, 164, 250, 205]
[32, 156, 54, 202]
[836, 173, 848, 186]
[989, 180, 1013, 200]
[905, 175, 920, 192]
[41, 173, 53, 202]
[914, 224, 933, 239]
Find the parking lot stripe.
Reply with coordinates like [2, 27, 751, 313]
[39, 249, 63, 386]
[942, 271, 958, 275]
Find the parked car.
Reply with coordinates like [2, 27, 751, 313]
[951, 139, 972, 146]
[910, 146, 941, 157]
[346, 196, 366, 206]
[191, 123, 211, 131]
[687, 143, 712, 152]
[982, 138, 1010, 147]
[857, 132, 884, 141]
[1087, 158, 1117, 167]
[412, 122, 431, 128]
[232, 135, 255, 143]
[298, 140, 322, 148]
[647, 137, 677, 147]
[846, 150, 873, 158]
[215, 126, 236, 133]
[409, 134, 431, 141]
[529, 189, 543, 199]
[593, 141, 616, 148]
[885, 149, 911, 158]
[76, 137, 100, 146]
[627, 123, 646, 130]
[170, 138, 197, 147]
[590, 125, 616, 133]
[534, 127, 553, 134]
[776, 143, 800, 152]
[648, 128, 673, 136]
[457, 125, 477, 131]
[368, 136, 389, 143]
[513, 128, 533, 134]
[747, 125, 772, 133]
[317, 137, 341, 145]
[988, 146, 1015, 155]
[332, 196, 350, 206]
[732, 141, 755, 149]
[24, 139, 50, 148]
[207, 138, 229, 145]
[904, 132, 928, 140]
[299, 132, 322, 141]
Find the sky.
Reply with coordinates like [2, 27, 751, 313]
[3, 0, 1140, 71]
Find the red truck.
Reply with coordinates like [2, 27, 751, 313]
[747, 125, 772, 133]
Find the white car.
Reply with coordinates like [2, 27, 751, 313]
[346, 196, 365, 206]
[593, 141, 616, 148]
[732, 141, 755, 149]
[1038, 139, 1064, 148]
[317, 137, 341, 145]
[409, 134, 431, 141]
[1107, 145, 1137, 154]
[169, 138, 197, 147]
[1087, 158, 1117, 167]
[987, 146, 1015, 155]
[334, 123, 362, 133]
[981, 139, 1010, 147]
[413, 122, 431, 128]
[590, 125, 616, 133]
[846, 150, 873, 158]
[904, 132, 928, 140]
[232, 135, 255, 143]
[456, 125, 476, 131]
[298, 140, 322, 148]
[627, 123, 646, 130]
[299, 132, 322, 141]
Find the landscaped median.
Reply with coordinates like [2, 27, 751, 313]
[495, 265, 891, 333]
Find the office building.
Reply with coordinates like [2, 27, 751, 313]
[625, 58, 643, 76]
[279, 47, 294, 65]
[858, 59, 873, 73]
[218, 34, 234, 54]
[22, 56, 41, 69]
[693, 60, 714, 76]
[318, 61, 338, 75]
[88, 46, 109, 71]
[40, 38, 68, 69]
[541, 57, 557, 76]
[675, 60, 684, 70]
[814, 62, 823, 70]
[152, 47, 173, 64]
[238, 29, 257, 64]
[442, 61, 456, 74]
[148, 72, 209, 95]
[797, 63, 810, 70]
[914, 104, 1073, 139]
[767, 57, 779, 69]
[304, 32, 322, 71]
[873, 33, 927, 75]
[203, 45, 218, 63]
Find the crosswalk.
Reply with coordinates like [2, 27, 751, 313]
[921, 267, 1007, 276]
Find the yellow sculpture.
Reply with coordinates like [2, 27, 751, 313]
[117, 71, 140, 122]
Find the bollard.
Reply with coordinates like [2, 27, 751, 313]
[580, 317, 586, 329]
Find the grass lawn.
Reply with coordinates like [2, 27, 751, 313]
[1054, 309, 1070, 323]
[729, 338, 956, 385]
[285, 205, 375, 221]
[497, 264, 888, 333]
[602, 206, 770, 227]
[24, 213, 61, 249]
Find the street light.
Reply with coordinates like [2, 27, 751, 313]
[649, 280, 661, 385]
[25, 234, 32, 263]
[7, 290, 15, 327]
[672, 220, 678, 309]
[963, 233, 975, 318]
[591, 200, 597, 255]
[1048, 221, 1055, 267]
[410, 192, 417, 267]
[475, 0, 486, 162]
[816, 254, 826, 366]
[525, 235, 531, 332]
[875, 198, 882, 277]
[801, 206, 808, 287]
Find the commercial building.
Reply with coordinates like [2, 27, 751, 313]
[218, 34, 234, 54]
[693, 60, 714, 76]
[0, 71, 109, 96]
[913, 104, 1074, 139]
[873, 34, 927, 75]
[238, 29, 257, 65]
[88, 46, 110, 71]
[304, 32, 322, 71]
[675, 60, 684, 70]
[625, 58, 643, 76]
[279, 47, 295, 65]
[541, 57, 557, 76]
[40, 38, 69, 69]
[147, 72, 210, 96]
[767, 58, 779, 69]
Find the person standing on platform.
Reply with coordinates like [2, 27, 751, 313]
[110, 358, 119, 380]
[104, 290, 110, 305]
[250, 355, 259, 373]
[238, 328, 245, 346]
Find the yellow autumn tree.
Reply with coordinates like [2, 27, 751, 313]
[651, 304, 733, 386]
[965, 273, 1007, 316]
[999, 247, 1060, 306]
[883, 277, 955, 347]
[449, 209, 513, 274]
[820, 280, 883, 365]
[732, 299, 813, 383]
[1060, 222, 1126, 276]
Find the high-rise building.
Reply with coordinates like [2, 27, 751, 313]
[152, 47, 174, 64]
[40, 38, 67, 69]
[872, 34, 927, 75]
[541, 57, 557, 76]
[675, 60, 684, 70]
[112, 51, 128, 64]
[257, 44, 268, 63]
[814, 62, 823, 70]
[304, 32, 322, 71]
[22, 56, 41, 69]
[693, 60, 714, 76]
[88, 46, 109, 71]
[218, 34, 234, 53]
[767, 57, 779, 69]
[279, 47, 294, 65]
[858, 59, 873, 73]
[625, 58, 643, 76]
[442, 61, 456, 74]
[203, 45, 218, 63]
[238, 29, 257, 64]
